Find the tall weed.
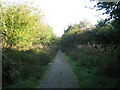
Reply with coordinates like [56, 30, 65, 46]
[2, 46, 57, 87]
[65, 45, 119, 88]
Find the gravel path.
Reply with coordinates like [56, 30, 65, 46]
[37, 50, 79, 88]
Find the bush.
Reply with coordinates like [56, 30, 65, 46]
[1, 4, 42, 49]
[65, 46, 119, 88]
[2, 47, 57, 87]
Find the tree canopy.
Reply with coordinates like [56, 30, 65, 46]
[1, 3, 56, 50]
[96, 2, 120, 30]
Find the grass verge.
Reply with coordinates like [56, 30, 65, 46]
[4, 65, 49, 88]
[64, 47, 119, 88]
[2, 46, 57, 88]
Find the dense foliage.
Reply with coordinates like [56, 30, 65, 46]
[2, 47, 57, 88]
[1, 3, 56, 50]
[95, 2, 120, 58]
[2, 1, 120, 88]
[96, 2, 120, 26]
[60, 19, 120, 53]
[60, 21, 120, 88]
[2, 2, 58, 88]
[59, 2, 120, 88]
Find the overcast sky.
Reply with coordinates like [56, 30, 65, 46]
[2, 0, 108, 36]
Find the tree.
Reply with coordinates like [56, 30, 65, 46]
[1, 3, 43, 49]
[96, 2, 120, 29]
[79, 19, 92, 30]
[35, 23, 56, 45]
[64, 19, 92, 33]
[95, 2, 120, 49]
[1, 2, 56, 50]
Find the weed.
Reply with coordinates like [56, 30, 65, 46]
[2, 46, 57, 88]
[64, 46, 119, 88]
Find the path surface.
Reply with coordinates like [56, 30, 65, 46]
[37, 50, 79, 88]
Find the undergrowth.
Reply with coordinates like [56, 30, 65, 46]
[64, 46, 119, 88]
[2, 46, 57, 88]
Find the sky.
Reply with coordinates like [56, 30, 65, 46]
[2, 0, 108, 37]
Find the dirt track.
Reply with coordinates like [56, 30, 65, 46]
[37, 50, 79, 88]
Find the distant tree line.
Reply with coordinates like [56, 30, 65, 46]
[60, 2, 120, 57]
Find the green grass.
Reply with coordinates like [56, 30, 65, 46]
[4, 65, 49, 88]
[5, 77, 39, 88]
[2, 47, 57, 88]
[64, 48, 118, 88]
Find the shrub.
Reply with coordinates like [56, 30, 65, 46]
[2, 47, 57, 87]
